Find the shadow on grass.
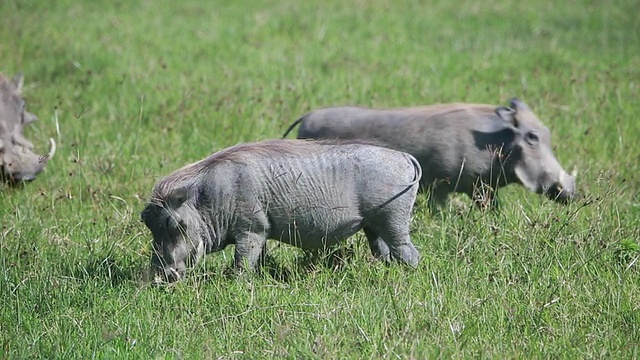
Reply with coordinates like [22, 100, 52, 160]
[261, 244, 363, 283]
[61, 255, 145, 287]
[175, 244, 369, 286]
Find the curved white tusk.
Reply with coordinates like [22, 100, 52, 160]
[38, 138, 56, 163]
[169, 267, 181, 281]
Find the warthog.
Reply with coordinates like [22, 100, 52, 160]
[141, 139, 422, 282]
[283, 99, 577, 209]
[0, 73, 56, 185]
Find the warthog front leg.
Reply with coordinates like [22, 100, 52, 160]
[233, 232, 268, 271]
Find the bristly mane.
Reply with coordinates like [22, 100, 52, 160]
[149, 139, 314, 200]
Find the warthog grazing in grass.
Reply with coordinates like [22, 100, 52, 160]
[142, 139, 422, 282]
[283, 99, 577, 209]
[0, 73, 56, 185]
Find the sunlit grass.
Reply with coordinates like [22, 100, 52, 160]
[1, 0, 639, 358]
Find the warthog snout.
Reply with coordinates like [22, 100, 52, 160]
[545, 170, 577, 203]
[151, 266, 184, 285]
[2, 138, 56, 184]
[150, 251, 187, 284]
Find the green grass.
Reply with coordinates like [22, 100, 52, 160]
[1, 0, 639, 358]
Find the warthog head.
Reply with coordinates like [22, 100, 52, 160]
[495, 99, 577, 203]
[141, 187, 207, 284]
[0, 73, 56, 185]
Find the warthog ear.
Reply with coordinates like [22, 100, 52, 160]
[496, 106, 517, 126]
[509, 98, 531, 113]
[167, 187, 190, 208]
[12, 72, 24, 92]
[23, 111, 38, 125]
[508, 98, 543, 127]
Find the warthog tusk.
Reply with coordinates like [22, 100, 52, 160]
[38, 138, 56, 163]
[169, 268, 181, 281]
[571, 166, 578, 178]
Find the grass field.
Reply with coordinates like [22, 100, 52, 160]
[1, 0, 639, 358]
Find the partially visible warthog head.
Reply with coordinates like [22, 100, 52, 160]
[141, 186, 207, 284]
[2, 138, 56, 183]
[496, 99, 577, 203]
[0, 73, 56, 185]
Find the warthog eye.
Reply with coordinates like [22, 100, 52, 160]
[525, 131, 539, 146]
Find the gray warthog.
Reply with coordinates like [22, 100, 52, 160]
[283, 99, 577, 209]
[141, 139, 422, 282]
[0, 73, 56, 185]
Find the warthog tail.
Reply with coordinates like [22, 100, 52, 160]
[405, 154, 422, 187]
[281, 116, 305, 138]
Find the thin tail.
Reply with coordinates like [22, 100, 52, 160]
[406, 153, 423, 187]
[281, 116, 305, 138]
[373, 153, 423, 212]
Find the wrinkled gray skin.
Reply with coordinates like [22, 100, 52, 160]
[283, 99, 577, 209]
[142, 139, 422, 283]
[0, 73, 56, 184]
